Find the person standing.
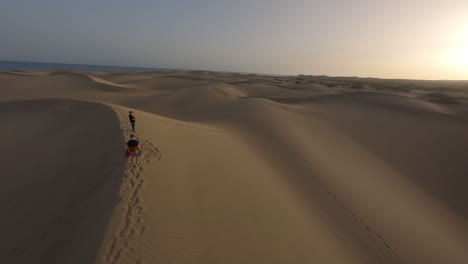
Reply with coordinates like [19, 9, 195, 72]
[129, 111, 136, 132]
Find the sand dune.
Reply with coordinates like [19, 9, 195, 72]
[0, 99, 125, 263]
[1, 71, 467, 263]
[86, 75, 139, 90]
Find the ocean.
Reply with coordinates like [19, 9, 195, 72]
[0, 60, 183, 72]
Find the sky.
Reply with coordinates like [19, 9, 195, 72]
[1, 0, 468, 79]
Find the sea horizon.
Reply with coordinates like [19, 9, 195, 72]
[0, 60, 290, 77]
[0, 60, 189, 73]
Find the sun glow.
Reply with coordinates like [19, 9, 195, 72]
[448, 26, 468, 69]
[453, 45, 468, 67]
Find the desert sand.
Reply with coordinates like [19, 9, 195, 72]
[0, 70, 467, 263]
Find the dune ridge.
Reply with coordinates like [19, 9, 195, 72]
[97, 104, 161, 264]
[1, 70, 467, 263]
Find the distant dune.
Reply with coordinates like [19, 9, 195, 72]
[1, 71, 467, 264]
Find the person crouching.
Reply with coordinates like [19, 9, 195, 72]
[126, 135, 143, 165]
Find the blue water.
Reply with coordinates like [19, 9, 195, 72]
[0, 60, 184, 72]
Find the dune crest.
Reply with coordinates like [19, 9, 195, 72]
[1, 71, 467, 264]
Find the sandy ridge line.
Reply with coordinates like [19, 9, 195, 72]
[87, 75, 137, 89]
[141, 113, 226, 134]
[103, 101, 225, 134]
[97, 104, 161, 264]
[325, 189, 406, 264]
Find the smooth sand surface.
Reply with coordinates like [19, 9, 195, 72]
[0, 99, 125, 263]
[1, 71, 467, 263]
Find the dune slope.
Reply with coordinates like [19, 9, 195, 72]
[0, 99, 125, 264]
[1, 71, 467, 264]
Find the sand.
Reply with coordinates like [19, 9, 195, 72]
[0, 99, 125, 263]
[0, 71, 467, 264]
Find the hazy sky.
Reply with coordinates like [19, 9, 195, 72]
[1, 0, 468, 79]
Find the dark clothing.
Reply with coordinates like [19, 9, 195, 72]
[127, 139, 139, 152]
[127, 139, 139, 147]
[129, 114, 136, 131]
[129, 114, 135, 123]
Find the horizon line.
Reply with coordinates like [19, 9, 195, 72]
[1, 59, 467, 81]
